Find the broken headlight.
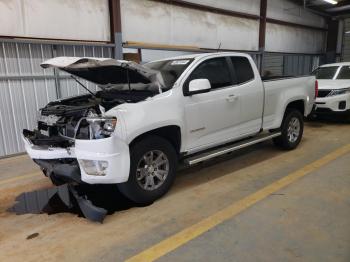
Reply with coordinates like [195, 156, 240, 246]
[86, 117, 117, 139]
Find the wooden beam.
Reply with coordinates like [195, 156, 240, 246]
[266, 18, 328, 32]
[150, 0, 260, 20]
[109, 0, 122, 41]
[108, 0, 123, 59]
[259, 0, 267, 51]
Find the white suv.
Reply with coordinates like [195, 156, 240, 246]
[313, 62, 350, 119]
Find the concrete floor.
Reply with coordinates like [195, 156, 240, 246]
[0, 120, 349, 262]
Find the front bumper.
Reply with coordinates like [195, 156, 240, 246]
[22, 133, 130, 184]
[33, 159, 82, 185]
[315, 93, 350, 114]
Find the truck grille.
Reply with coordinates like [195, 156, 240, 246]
[317, 90, 331, 98]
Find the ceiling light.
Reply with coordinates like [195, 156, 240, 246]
[322, 0, 338, 5]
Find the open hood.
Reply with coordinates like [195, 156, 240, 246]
[41, 56, 164, 90]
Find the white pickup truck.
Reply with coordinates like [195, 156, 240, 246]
[22, 52, 316, 204]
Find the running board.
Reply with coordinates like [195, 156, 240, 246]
[184, 132, 281, 166]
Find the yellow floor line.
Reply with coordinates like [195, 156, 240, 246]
[0, 173, 40, 186]
[126, 144, 350, 262]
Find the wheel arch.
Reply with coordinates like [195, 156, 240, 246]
[285, 99, 305, 116]
[129, 125, 182, 154]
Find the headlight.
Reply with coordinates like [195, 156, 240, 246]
[328, 88, 350, 96]
[86, 117, 117, 139]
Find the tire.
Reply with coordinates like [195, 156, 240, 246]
[117, 135, 178, 204]
[273, 109, 304, 150]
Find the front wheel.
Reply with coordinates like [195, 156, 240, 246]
[117, 135, 178, 204]
[273, 109, 304, 150]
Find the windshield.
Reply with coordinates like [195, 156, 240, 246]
[312, 66, 339, 79]
[337, 66, 350, 79]
[144, 59, 194, 89]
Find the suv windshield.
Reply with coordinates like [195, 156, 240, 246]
[312, 66, 339, 79]
[337, 66, 350, 79]
[144, 59, 194, 89]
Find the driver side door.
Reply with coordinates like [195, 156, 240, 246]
[182, 57, 242, 152]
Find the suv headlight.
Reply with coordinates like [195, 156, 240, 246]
[328, 88, 350, 96]
[86, 117, 117, 139]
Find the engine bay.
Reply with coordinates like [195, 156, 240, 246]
[24, 89, 156, 148]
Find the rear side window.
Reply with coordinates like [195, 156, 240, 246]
[230, 57, 254, 84]
[337, 66, 350, 79]
[187, 57, 232, 89]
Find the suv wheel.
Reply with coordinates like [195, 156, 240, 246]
[117, 135, 178, 204]
[273, 109, 304, 150]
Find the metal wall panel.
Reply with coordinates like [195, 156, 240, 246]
[0, 41, 112, 157]
[343, 18, 350, 62]
[121, 0, 260, 51]
[0, 0, 110, 42]
[263, 53, 283, 76]
[283, 54, 321, 76]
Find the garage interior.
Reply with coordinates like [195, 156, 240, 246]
[0, 0, 350, 261]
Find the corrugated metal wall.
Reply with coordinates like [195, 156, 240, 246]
[283, 54, 321, 76]
[263, 53, 283, 76]
[262, 52, 322, 77]
[343, 18, 350, 62]
[0, 41, 112, 157]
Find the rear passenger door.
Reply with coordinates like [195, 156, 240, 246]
[229, 56, 264, 136]
[183, 57, 242, 152]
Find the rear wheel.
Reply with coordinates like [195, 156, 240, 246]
[117, 135, 178, 204]
[273, 109, 304, 150]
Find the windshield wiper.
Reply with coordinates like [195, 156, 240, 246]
[70, 75, 96, 98]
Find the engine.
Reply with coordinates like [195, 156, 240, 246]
[23, 89, 155, 148]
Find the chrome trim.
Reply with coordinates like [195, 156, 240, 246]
[185, 132, 281, 165]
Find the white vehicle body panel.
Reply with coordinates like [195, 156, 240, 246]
[23, 52, 316, 185]
[263, 76, 314, 129]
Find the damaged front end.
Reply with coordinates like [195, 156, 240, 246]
[23, 56, 162, 186]
[22, 92, 121, 184]
[19, 56, 164, 221]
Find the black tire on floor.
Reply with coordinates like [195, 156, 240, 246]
[117, 135, 178, 204]
[273, 109, 304, 150]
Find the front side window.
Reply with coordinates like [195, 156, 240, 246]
[337, 66, 350, 79]
[187, 57, 232, 89]
[312, 66, 339, 79]
[230, 57, 254, 84]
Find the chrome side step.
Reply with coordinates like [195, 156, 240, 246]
[184, 132, 281, 166]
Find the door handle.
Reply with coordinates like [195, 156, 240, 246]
[226, 94, 238, 103]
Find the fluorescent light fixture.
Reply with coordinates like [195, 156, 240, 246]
[322, 0, 338, 4]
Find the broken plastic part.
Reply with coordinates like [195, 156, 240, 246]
[9, 184, 108, 223]
[9, 184, 151, 223]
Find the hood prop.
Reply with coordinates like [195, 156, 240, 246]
[70, 75, 96, 98]
[125, 64, 132, 93]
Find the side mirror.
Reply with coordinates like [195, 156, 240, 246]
[187, 79, 211, 95]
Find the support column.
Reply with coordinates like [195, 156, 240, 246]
[109, 0, 123, 59]
[259, 0, 267, 74]
[326, 19, 339, 63]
